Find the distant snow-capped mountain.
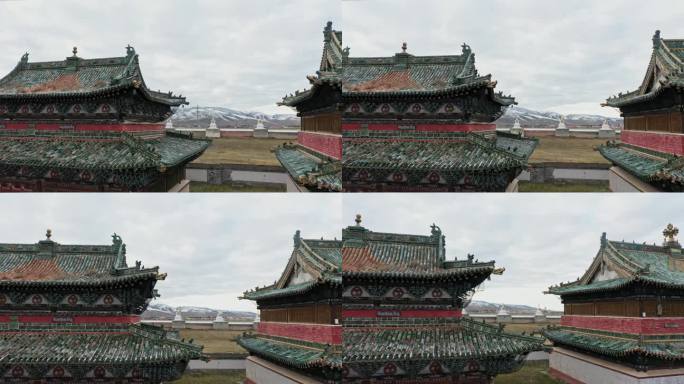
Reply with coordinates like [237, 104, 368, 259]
[496, 106, 623, 128]
[169, 106, 299, 129]
[141, 302, 256, 321]
[466, 300, 562, 315]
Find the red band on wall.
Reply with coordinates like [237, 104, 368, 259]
[257, 322, 342, 344]
[0, 122, 164, 133]
[621, 131, 684, 155]
[298, 131, 342, 160]
[342, 309, 462, 319]
[0, 315, 140, 324]
[561, 315, 684, 335]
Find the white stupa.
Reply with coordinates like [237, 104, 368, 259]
[461, 307, 469, 318]
[253, 118, 268, 138]
[534, 306, 546, 322]
[206, 116, 220, 138]
[172, 308, 185, 329]
[510, 117, 523, 136]
[214, 311, 226, 323]
[598, 118, 616, 138]
[165, 119, 174, 130]
[555, 115, 569, 137]
[496, 305, 512, 323]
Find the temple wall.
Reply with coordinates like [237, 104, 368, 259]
[621, 130, 684, 155]
[561, 315, 684, 335]
[0, 121, 164, 135]
[298, 131, 342, 160]
[245, 356, 324, 384]
[550, 348, 684, 384]
[257, 322, 342, 344]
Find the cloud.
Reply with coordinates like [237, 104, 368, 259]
[343, 194, 681, 310]
[342, 0, 684, 116]
[0, 0, 341, 115]
[0, 194, 342, 312]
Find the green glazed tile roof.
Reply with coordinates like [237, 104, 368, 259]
[599, 143, 684, 189]
[238, 334, 341, 369]
[605, 32, 684, 108]
[344, 318, 544, 363]
[242, 237, 341, 301]
[549, 234, 684, 295]
[342, 133, 535, 173]
[0, 234, 161, 287]
[275, 144, 341, 191]
[0, 323, 203, 364]
[342, 224, 498, 281]
[545, 328, 684, 360]
[0, 47, 186, 106]
[0, 131, 208, 171]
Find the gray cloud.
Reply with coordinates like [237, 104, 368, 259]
[0, 0, 340, 114]
[342, 0, 684, 117]
[343, 194, 678, 310]
[0, 194, 342, 312]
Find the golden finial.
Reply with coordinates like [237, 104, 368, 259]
[663, 223, 679, 243]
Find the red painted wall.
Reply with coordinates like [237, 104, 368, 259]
[0, 121, 164, 134]
[0, 314, 140, 324]
[342, 122, 495, 133]
[298, 131, 342, 160]
[561, 315, 684, 335]
[621, 130, 684, 155]
[257, 322, 342, 344]
[342, 309, 462, 319]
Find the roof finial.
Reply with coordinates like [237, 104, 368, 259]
[355, 214, 362, 226]
[663, 223, 679, 246]
[653, 30, 662, 48]
[46, 229, 52, 240]
[72, 47, 78, 56]
[401, 42, 407, 53]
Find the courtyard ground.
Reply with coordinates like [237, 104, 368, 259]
[190, 181, 285, 192]
[192, 137, 293, 166]
[493, 361, 561, 384]
[528, 137, 611, 165]
[177, 370, 245, 384]
[519, 181, 610, 192]
[178, 329, 246, 356]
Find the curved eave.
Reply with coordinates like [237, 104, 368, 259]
[237, 336, 341, 370]
[548, 276, 684, 296]
[241, 276, 342, 301]
[604, 79, 684, 108]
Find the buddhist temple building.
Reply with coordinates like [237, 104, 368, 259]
[0, 230, 203, 383]
[238, 231, 342, 383]
[340, 37, 537, 192]
[545, 224, 684, 383]
[0, 46, 209, 192]
[341, 216, 544, 383]
[601, 31, 684, 192]
[277, 22, 342, 192]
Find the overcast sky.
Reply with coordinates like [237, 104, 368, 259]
[2, 1, 682, 116]
[0, 194, 342, 312]
[342, 0, 684, 117]
[344, 194, 683, 311]
[0, 0, 340, 115]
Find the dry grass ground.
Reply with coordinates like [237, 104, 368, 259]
[493, 361, 561, 384]
[178, 330, 246, 355]
[501, 323, 550, 336]
[177, 370, 246, 384]
[192, 137, 293, 166]
[519, 181, 610, 192]
[190, 181, 286, 192]
[529, 137, 611, 165]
